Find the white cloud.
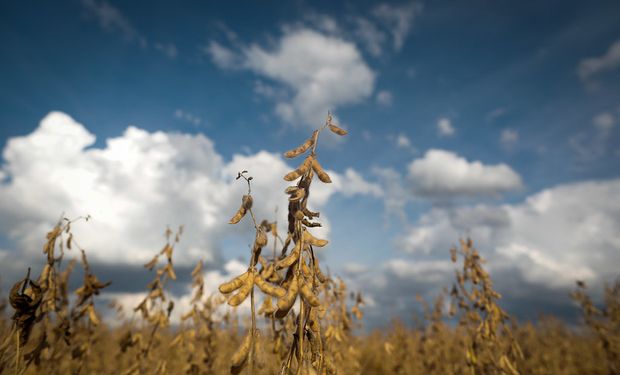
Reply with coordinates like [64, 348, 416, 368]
[207, 28, 375, 128]
[397, 178, 620, 288]
[397, 204, 511, 254]
[243, 29, 375, 128]
[436, 118, 455, 137]
[0, 112, 379, 268]
[496, 243, 593, 288]
[372, 2, 422, 51]
[376, 90, 393, 106]
[331, 168, 383, 198]
[578, 39, 620, 85]
[500, 129, 519, 149]
[407, 149, 522, 199]
[205, 40, 241, 69]
[338, 178, 620, 327]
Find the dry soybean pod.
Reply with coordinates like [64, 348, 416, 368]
[254, 275, 286, 298]
[284, 156, 313, 181]
[299, 283, 320, 307]
[303, 230, 328, 248]
[218, 271, 250, 294]
[328, 123, 347, 136]
[276, 274, 299, 318]
[227, 276, 254, 306]
[231, 329, 252, 370]
[283, 131, 317, 158]
[311, 158, 332, 183]
[277, 242, 301, 270]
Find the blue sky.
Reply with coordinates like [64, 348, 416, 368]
[1, 0, 619, 328]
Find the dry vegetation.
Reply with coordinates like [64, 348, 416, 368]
[0, 114, 619, 374]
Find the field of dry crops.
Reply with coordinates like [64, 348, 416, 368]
[0, 116, 619, 374]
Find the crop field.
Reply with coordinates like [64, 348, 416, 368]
[3, 1, 620, 374]
[0, 118, 618, 375]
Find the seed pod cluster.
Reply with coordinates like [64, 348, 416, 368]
[72, 250, 111, 327]
[218, 114, 344, 375]
[126, 226, 182, 373]
[9, 272, 43, 345]
[273, 114, 342, 373]
[450, 238, 523, 375]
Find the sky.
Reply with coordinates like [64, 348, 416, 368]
[1, 0, 619, 329]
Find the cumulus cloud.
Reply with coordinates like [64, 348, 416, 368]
[398, 178, 620, 287]
[1, 112, 224, 267]
[243, 29, 375, 127]
[205, 3, 425, 128]
[436, 118, 455, 137]
[0, 112, 379, 273]
[206, 26, 375, 128]
[407, 149, 522, 199]
[351, 178, 620, 327]
[578, 39, 620, 86]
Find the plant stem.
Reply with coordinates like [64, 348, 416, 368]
[296, 299, 305, 375]
[14, 330, 19, 375]
[249, 279, 256, 375]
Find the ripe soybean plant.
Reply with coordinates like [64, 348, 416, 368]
[218, 113, 346, 375]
